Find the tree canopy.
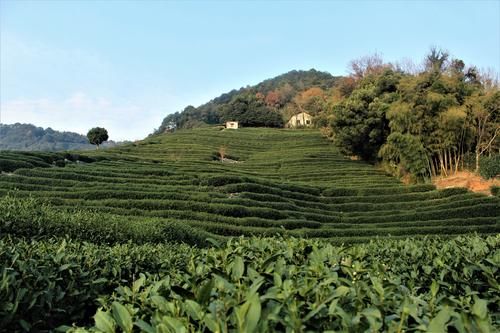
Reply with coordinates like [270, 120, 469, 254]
[87, 127, 109, 149]
[153, 69, 341, 133]
[327, 49, 499, 182]
[221, 93, 284, 128]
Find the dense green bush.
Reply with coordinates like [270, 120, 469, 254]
[322, 184, 436, 197]
[201, 175, 247, 186]
[0, 159, 34, 172]
[491, 185, 499, 197]
[479, 154, 500, 179]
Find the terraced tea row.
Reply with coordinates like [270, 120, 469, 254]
[1, 128, 498, 241]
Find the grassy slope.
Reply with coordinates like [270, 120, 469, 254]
[0, 127, 498, 243]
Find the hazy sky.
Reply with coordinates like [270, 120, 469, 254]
[1, 0, 499, 141]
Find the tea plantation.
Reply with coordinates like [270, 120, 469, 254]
[0, 127, 499, 331]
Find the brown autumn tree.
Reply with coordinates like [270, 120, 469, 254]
[293, 87, 326, 115]
[349, 53, 387, 80]
[265, 90, 282, 108]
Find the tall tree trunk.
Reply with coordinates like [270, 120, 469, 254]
[475, 150, 480, 172]
[443, 150, 448, 175]
[454, 152, 460, 174]
[430, 157, 437, 177]
[439, 152, 447, 177]
[448, 149, 453, 174]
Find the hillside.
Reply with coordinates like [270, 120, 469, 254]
[0, 123, 122, 151]
[1, 127, 498, 243]
[154, 69, 341, 133]
[1, 127, 499, 331]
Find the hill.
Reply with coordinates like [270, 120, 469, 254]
[0, 123, 123, 151]
[154, 69, 341, 133]
[1, 127, 499, 331]
[2, 127, 497, 243]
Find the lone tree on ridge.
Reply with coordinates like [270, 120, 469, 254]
[87, 127, 109, 149]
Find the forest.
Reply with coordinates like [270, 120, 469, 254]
[325, 48, 499, 182]
[153, 69, 341, 132]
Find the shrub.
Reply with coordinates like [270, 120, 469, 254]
[479, 154, 500, 179]
[0, 159, 33, 172]
[491, 185, 499, 197]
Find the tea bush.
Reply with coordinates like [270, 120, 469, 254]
[0, 195, 214, 246]
[70, 235, 499, 332]
[0, 236, 195, 331]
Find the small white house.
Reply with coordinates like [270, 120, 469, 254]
[287, 112, 312, 128]
[225, 121, 239, 129]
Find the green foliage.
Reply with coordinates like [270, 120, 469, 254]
[1, 128, 497, 243]
[221, 93, 284, 127]
[87, 127, 109, 148]
[491, 185, 499, 197]
[154, 70, 340, 133]
[0, 236, 195, 331]
[379, 132, 431, 181]
[0, 127, 499, 331]
[328, 50, 499, 182]
[0, 195, 214, 246]
[70, 235, 499, 332]
[330, 69, 398, 161]
[0, 151, 98, 172]
[479, 154, 500, 179]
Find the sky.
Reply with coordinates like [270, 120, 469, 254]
[1, 0, 499, 141]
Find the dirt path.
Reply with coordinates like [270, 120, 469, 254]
[433, 171, 499, 195]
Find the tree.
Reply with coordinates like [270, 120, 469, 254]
[379, 132, 431, 182]
[264, 91, 282, 108]
[425, 47, 449, 73]
[327, 50, 498, 182]
[294, 87, 326, 115]
[469, 92, 500, 171]
[349, 53, 387, 80]
[87, 127, 109, 149]
[221, 93, 283, 128]
[330, 69, 400, 161]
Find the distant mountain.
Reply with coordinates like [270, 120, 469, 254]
[0, 123, 123, 151]
[153, 69, 342, 134]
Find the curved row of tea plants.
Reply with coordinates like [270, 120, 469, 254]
[0, 128, 498, 242]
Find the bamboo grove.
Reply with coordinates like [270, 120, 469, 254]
[325, 49, 499, 182]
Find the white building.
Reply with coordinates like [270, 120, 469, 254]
[287, 112, 312, 128]
[225, 121, 239, 129]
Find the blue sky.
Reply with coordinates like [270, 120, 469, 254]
[1, 0, 499, 141]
